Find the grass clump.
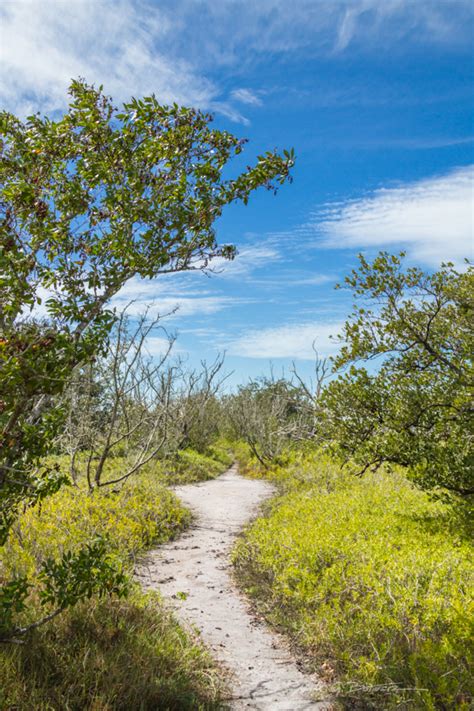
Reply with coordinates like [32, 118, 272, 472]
[233, 448, 473, 709]
[0, 591, 224, 710]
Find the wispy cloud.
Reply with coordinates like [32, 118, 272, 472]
[144, 335, 182, 358]
[313, 166, 474, 266]
[2, 0, 471, 117]
[230, 88, 263, 107]
[0, 0, 218, 116]
[226, 321, 344, 360]
[158, 0, 473, 62]
[110, 275, 241, 320]
[297, 274, 336, 286]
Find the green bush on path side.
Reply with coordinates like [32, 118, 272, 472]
[233, 448, 473, 710]
[0, 447, 229, 709]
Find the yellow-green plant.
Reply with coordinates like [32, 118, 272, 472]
[0, 463, 190, 637]
[234, 450, 473, 709]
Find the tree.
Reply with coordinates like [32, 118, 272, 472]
[59, 308, 177, 490]
[319, 253, 473, 498]
[0, 80, 293, 635]
[0, 79, 293, 535]
[60, 310, 229, 489]
[227, 376, 313, 467]
[168, 355, 229, 454]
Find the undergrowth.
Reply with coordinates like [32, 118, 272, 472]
[163, 443, 233, 484]
[0, 445, 231, 710]
[0, 591, 224, 710]
[233, 445, 473, 710]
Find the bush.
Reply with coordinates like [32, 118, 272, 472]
[205, 439, 234, 468]
[0, 451, 229, 707]
[234, 450, 473, 709]
[1, 468, 191, 588]
[164, 448, 231, 484]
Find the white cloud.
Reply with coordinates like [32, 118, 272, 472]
[2, 0, 471, 117]
[0, 0, 217, 116]
[230, 88, 263, 106]
[109, 275, 239, 319]
[226, 321, 344, 360]
[124, 295, 235, 318]
[144, 335, 179, 358]
[297, 274, 336, 286]
[314, 166, 474, 266]
[156, 0, 473, 62]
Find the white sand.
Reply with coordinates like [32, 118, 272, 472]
[136, 465, 331, 710]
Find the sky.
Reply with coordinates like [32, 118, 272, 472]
[1, 0, 473, 386]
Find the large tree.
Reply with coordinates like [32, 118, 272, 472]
[0, 80, 293, 634]
[319, 253, 473, 499]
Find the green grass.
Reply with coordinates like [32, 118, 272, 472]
[162, 444, 233, 484]
[0, 591, 224, 710]
[233, 447, 473, 710]
[1, 464, 192, 583]
[49, 441, 233, 489]
[0, 446, 231, 710]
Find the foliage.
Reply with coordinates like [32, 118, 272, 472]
[0, 591, 224, 710]
[318, 253, 473, 498]
[165, 447, 229, 484]
[234, 448, 473, 709]
[38, 538, 128, 609]
[205, 439, 234, 468]
[1, 538, 128, 638]
[226, 377, 313, 467]
[0, 77, 292, 629]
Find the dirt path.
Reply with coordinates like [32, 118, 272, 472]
[136, 465, 331, 710]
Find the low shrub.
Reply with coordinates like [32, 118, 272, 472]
[164, 447, 230, 484]
[1, 469, 190, 586]
[233, 449, 473, 709]
[205, 439, 234, 468]
[0, 448, 229, 708]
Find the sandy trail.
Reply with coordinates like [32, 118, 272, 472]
[135, 465, 330, 710]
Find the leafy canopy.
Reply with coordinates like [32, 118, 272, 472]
[0, 80, 293, 632]
[0, 79, 294, 536]
[320, 252, 473, 498]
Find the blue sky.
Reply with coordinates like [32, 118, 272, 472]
[1, 0, 473, 385]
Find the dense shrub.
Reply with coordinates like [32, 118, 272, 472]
[1, 467, 190, 586]
[234, 448, 473, 709]
[205, 439, 234, 468]
[164, 445, 232, 484]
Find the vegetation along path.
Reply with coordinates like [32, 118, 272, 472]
[136, 465, 331, 710]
